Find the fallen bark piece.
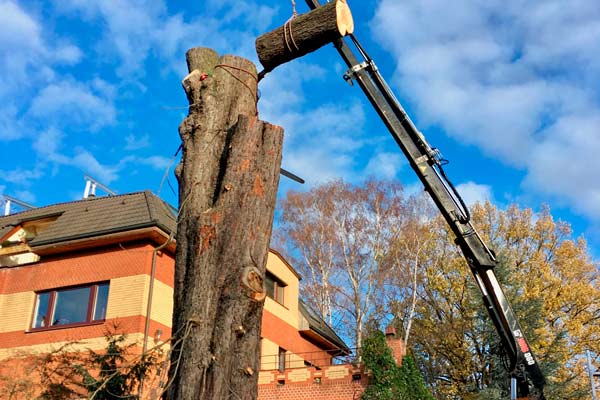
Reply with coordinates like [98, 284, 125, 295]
[255, 0, 354, 73]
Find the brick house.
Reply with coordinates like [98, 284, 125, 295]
[0, 191, 372, 398]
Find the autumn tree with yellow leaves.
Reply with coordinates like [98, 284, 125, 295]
[410, 202, 600, 399]
[276, 179, 600, 399]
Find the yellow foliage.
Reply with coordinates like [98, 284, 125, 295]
[413, 202, 600, 398]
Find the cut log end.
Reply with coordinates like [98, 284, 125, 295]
[336, 0, 354, 36]
[255, 0, 354, 73]
[186, 47, 219, 75]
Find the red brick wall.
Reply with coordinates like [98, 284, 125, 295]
[258, 365, 368, 400]
[384, 326, 405, 366]
[0, 243, 164, 295]
[0, 242, 174, 350]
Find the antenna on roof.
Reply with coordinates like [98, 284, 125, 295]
[2, 195, 35, 216]
[83, 175, 117, 199]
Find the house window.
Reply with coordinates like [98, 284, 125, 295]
[32, 282, 109, 329]
[265, 272, 286, 304]
[278, 347, 287, 372]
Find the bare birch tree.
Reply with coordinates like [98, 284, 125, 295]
[277, 179, 406, 349]
[384, 193, 437, 347]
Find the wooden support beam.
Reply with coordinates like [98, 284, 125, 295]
[255, 0, 354, 73]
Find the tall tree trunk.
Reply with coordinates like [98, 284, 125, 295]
[165, 47, 283, 400]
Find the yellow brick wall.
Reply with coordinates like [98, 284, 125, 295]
[261, 337, 279, 370]
[260, 337, 306, 370]
[263, 253, 300, 329]
[106, 275, 149, 319]
[0, 275, 169, 335]
[149, 279, 173, 327]
[0, 292, 35, 333]
[0, 333, 146, 360]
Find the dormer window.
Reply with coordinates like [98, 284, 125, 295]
[265, 271, 286, 304]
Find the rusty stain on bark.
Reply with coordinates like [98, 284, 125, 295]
[239, 159, 251, 172]
[211, 211, 221, 225]
[252, 175, 264, 197]
[199, 225, 216, 253]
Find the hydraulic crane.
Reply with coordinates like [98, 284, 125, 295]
[304, 0, 546, 398]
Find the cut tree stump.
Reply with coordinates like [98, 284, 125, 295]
[165, 47, 283, 400]
[255, 0, 353, 73]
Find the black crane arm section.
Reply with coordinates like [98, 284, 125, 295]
[304, 0, 546, 397]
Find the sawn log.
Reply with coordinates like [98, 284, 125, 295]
[255, 0, 354, 73]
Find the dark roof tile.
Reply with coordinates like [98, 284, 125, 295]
[0, 191, 176, 246]
[299, 299, 350, 353]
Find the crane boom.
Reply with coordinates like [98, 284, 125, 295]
[304, 0, 546, 397]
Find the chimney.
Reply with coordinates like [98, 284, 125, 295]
[385, 325, 406, 367]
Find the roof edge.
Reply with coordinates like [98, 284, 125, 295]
[268, 248, 302, 280]
[31, 220, 174, 247]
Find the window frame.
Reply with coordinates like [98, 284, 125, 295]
[265, 272, 286, 305]
[30, 282, 109, 331]
[278, 347, 287, 372]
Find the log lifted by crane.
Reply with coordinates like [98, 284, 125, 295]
[255, 0, 354, 74]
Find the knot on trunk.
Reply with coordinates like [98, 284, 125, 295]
[241, 265, 266, 301]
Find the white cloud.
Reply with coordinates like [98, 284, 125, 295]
[29, 80, 116, 130]
[255, 60, 376, 186]
[364, 152, 404, 180]
[0, 1, 82, 96]
[71, 149, 119, 184]
[372, 0, 600, 220]
[33, 128, 69, 163]
[138, 155, 171, 170]
[119, 154, 172, 171]
[52, 0, 278, 79]
[52, 44, 83, 65]
[0, 2, 44, 73]
[30, 129, 120, 186]
[283, 148, 354, 185]
[0, 167, 44, 186]
[53, 0, 165, 77]
[524, 114, 600, 218]
[28, 128, 172, 190]
[125, 133, 150, 150]
[13, 190, 36, 204]
[0, 106, 22, 140]
[277, 99, 366, 185]
[456, 181, 494, 206]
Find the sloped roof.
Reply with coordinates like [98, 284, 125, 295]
[299, 299, 350, 354]
[0, 191, 176, 247]
[1, 191, 350, 352]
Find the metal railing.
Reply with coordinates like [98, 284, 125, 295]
[260, 348, 358, 371]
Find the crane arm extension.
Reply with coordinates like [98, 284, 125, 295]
[304, 0, 545, 397]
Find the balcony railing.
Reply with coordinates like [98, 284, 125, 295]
[260, 348, 358, 371]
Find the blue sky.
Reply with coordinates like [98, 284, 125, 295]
[1, 0, 600, 257]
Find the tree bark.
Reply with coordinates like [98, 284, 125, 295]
[165, 47, 283, 400]
[255, 0, 353, 73]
